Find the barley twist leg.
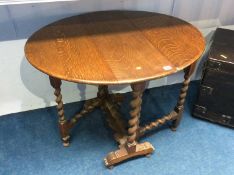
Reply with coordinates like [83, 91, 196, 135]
[171, 63, 196, 131]
[125, 82, 145, 151]
[49, 76, 70, 146]
[127, 84, 143, 144]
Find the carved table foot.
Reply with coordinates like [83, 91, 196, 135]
[104, 141, 154, 167]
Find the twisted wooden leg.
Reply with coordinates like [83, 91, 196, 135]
[104, 82, 154, 167]
[171, 63, 196, 131]
[49, 76, 70, 146]
[127, 83, 144, 147]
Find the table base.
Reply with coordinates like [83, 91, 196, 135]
[49, 63, 195, 168]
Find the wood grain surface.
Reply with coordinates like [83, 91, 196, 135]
[25, 11, 205, 85]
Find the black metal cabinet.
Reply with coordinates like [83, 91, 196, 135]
[193, 28, 234, 127]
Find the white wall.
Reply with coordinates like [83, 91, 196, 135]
[1, 0, 234, 116]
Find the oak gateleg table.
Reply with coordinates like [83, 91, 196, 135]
[24, 10, 205, 168]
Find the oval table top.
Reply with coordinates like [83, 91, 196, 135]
[25, 11, 205, 85]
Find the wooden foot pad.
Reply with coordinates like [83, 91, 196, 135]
[104, 142, 154, 167]
[62, 135, 70, 147]
[170, 126, 177, 132]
